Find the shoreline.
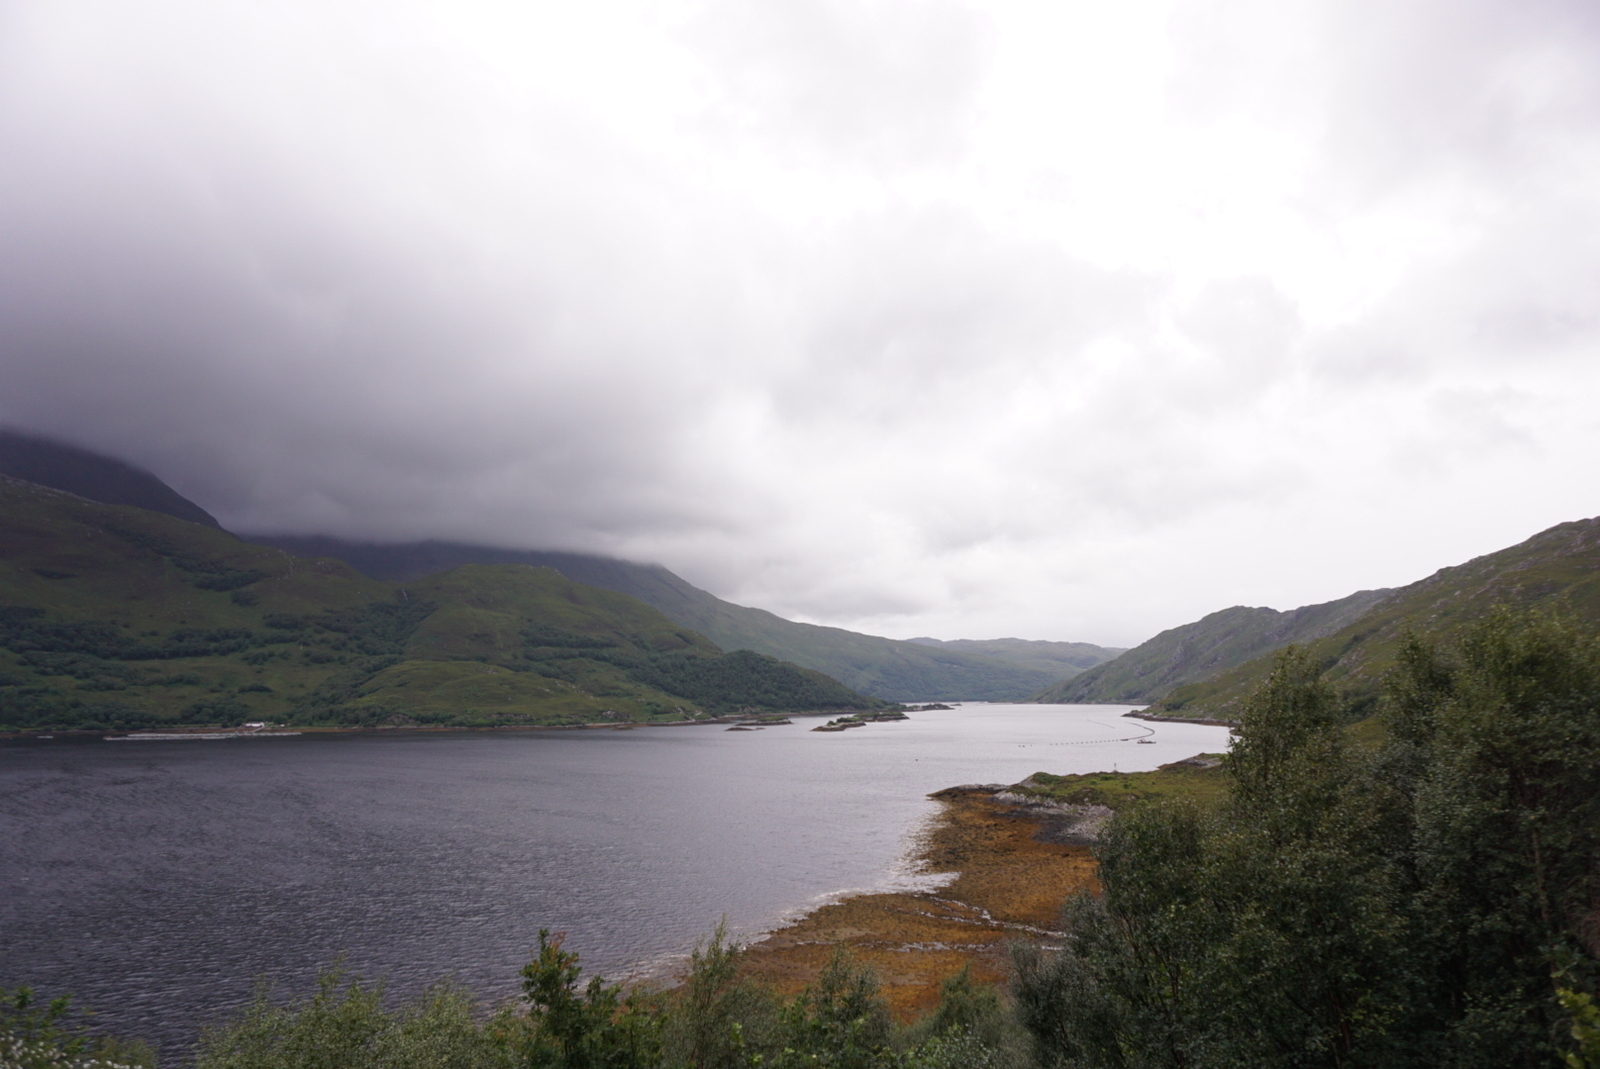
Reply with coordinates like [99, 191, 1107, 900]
[0, 708, 877, 742]
[734, 786, 1098, 1021]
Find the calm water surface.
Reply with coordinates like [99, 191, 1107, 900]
[0, 704, 1230, 1060]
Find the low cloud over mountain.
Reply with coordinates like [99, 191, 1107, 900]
[4, 0, 1600, 645]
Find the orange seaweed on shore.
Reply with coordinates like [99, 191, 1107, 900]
[737, 791, 1097, 1021]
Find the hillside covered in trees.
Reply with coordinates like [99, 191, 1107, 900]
[253, 535, 1123, 702]
[0, 477, 883, 732]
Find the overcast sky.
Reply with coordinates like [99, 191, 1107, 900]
[3, 0, 1599, 647]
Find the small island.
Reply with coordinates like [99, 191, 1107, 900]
[811, 710, 910, 732]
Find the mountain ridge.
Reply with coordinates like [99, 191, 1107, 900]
[0, 429, 222, 528]
[905, 635, 1126, 679]
[247, 536, 1123, 701]
[1151, 515, 1600, 719]
[1034, 588, 1392, 705]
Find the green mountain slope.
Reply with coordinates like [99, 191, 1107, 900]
[905, 636, 1125, 680]
[1153, 515, 1600, 720]
[249, 536, 1118, 700]
[0, 428, 222, 528]
[0, 478, 879, 732]
[0, 431, 1118, 703]
[1034, 588, 1391, 705]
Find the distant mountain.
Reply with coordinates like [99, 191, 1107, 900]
[905, 636, 1125, 680]
[0, 429, 221, 528]
[0, 478, 881, 732]
[1151, 516, 1600, 720]
[248, 536, 1118, 701]
[1032, 589, 1392, 705]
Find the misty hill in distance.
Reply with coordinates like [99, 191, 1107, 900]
[1150, 515, 1600, 720]
[251, 536, 1124, 701]
[0, 429, 221, 529]
[1035, 588, 1391, 705]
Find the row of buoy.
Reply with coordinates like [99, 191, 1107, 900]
[1018, 735, 1159, 746]
[1020, 719, 1159, 746]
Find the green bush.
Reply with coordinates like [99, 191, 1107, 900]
[0, 986, 155, 1069]
[517, 930, 659, 1069]
[194, 968, 515, 1069]
[658, 924, 777, 1069]
[178, 929, 1027, 1069]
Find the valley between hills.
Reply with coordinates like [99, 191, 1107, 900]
[7, 426, 1600, 735]
[7, 429, 1600, 1069]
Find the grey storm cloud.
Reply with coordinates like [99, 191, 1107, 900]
[3, 0, 1600, 647]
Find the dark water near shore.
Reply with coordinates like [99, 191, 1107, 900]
[0, 704, 1230, 1061]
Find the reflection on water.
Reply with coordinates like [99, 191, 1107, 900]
[0, 704, 1230, 1060]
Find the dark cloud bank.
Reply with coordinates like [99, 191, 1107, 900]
[3, 0, 1600, 645]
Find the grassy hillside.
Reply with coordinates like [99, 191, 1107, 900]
[1152, 516, 1600, 720]
[1032, 588, 1390, 704]
[249, 536, 1119, 701]
[0, 478, 880, 732]
[1020, 758, 1232, 812]
[904, 636, 1124, 680]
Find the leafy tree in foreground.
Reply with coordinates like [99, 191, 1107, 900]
[1015, 611, 1600, 1068]
[1405, 613, 1600, 1064]
[519, 930, 661, 1069]
[658, 924, 777, 1069]
[768, 948, 894, 1069]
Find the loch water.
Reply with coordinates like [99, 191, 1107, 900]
[0, 704, 1231, 1061]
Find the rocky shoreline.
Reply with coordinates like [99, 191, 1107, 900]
[737, 785, 1098, 1021]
